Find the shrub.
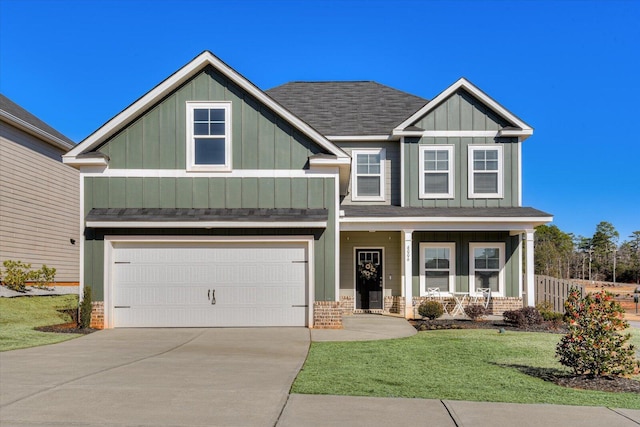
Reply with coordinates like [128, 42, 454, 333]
[418, 300, 444, 320]
[31, 265, 57, 289]
[535, 300, 564, 323]
[556, 287, 640, 377]
[79, 286, 93, 329]
[464, 304, 487, 321]
[1, 260, 32, 291]
[503, 306, 543, 328]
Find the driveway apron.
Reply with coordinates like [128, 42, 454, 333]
[0, 328, 310, 427]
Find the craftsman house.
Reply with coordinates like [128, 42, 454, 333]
[63, 51, 551, 328]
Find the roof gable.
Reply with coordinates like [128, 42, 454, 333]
[394, 78, 533, 140]
[266, 81, 427, 137]
[64, 51, 347, 165]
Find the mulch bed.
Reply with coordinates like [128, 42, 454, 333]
[34, 322, 96, 335]
[411, 318, 640, 394]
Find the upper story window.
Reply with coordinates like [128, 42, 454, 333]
[186, 102, 231, 171]
[419, 145, 454, 199]
[469, 243, 505, 296]
[352, 149, 385, 201]
[468, 145, 503, 198]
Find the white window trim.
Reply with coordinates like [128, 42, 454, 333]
[351, 148, 386, 202]
[419, 242, 456, 296]
[419, 145, 454, 199]
[186, 101, 232, 172]
[468, 145, 503, 199]
[469, 242, 505, 297]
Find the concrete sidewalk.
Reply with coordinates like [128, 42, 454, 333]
[278, 394, 640, 426]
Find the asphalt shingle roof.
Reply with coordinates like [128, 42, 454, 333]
[342, 206, 552, 218]
[86, 208, 329, 223]
[266, 81, 428, 137]
[0, 94, 75, 147]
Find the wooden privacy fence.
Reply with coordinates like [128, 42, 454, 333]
[534, 275, 585, 313]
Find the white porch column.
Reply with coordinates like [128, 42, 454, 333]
[524, 229, 535, 307]
[401, 229, 414, 318]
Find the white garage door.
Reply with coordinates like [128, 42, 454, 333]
[111, 242, 308, 327]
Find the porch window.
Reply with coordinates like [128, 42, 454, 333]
[468, 145, 503, 198]
[419, 243, 455, 295]
[419, 146, 454, 198]
[352, 149, 385, 201]
[186, 102, 232, 171]
[470, 243, 505, 295]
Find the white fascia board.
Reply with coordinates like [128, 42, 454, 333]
[62, 156, 109, 167]
[65, 51, 348, 160]
[0, 111, 75, 151]
[340, 219, 552, 232]
[393, 78, 533, 137]
[340, 215, 553, 224]
[86, 220, 328, 229]
[393, 130, 500, 137]
[308, 157, 351, 166]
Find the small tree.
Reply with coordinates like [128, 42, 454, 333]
[556, 287, 639, 377]
[79, 286, 93, 329]
[1, 260, 32, 292]
[31, 265, 57, 289]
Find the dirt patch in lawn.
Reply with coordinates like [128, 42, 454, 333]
[34, 321, 96, 335]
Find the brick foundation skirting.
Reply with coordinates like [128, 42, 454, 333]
[411, 296, 523, 318]
[383, 296, 405, 315]
[339, 296, 354, 315]
[313, 301, 343, 329]
[90, 301, 104, 329]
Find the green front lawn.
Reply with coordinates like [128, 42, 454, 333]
[0, 295, 80, 351]
[293, 329, 640, 409]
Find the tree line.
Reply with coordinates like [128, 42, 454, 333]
[534, 222, 640, 284]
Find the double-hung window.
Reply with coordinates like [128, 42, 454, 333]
[468, 145, 503, 198]
[186, 102, 231, 171]
[419, 145, 454, 198]
[419, 243, 455, 295]
[352, 149, 385, 201]
[469, 243, 505, 295]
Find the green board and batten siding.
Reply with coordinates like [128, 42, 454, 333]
[97, 66, 322, 170]
[83, 66, 338, 302]
[412, 231, 521, 298]
[404, 89, 520, 208]
[83, 176, 336, 302]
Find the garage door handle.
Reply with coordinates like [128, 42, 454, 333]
[208, 289, 210, 301]
[292, 305, 308, 307]
[211, 289, 216, 305]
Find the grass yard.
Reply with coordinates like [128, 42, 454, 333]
[293, 329, 640, 409]
[0, 295, 80, 351]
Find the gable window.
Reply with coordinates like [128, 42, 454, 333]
[352, 149, 385, 201]
[469, 243, 505, 295]
[419, 145, 454, 199]
[419, 243, 455, 295]
[468, 145, 503, 198]
[186, 102, 231, 171]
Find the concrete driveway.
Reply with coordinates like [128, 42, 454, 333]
[0, 328, 310, 426]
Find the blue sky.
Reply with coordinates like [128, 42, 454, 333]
[1, 0, 638, 243]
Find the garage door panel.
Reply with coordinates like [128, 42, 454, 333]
[112, 242, 308, 327]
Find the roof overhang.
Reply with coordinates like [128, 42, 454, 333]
[0, 110, 75, 152]
[309, 155, 351, 195]
[340, 216, 552, 233]
[392, 77, 534, 141]
[85, 208, 328, 229]
[63, 51, 348, 168]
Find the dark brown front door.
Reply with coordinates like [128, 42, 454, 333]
[355, 249, 383, 310]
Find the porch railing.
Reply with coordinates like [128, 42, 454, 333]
[534, 275, 584, 313]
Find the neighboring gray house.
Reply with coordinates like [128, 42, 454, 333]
[63, 51, 551, 329]
[0, 94, 79, 284]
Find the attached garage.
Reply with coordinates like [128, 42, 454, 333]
[104, 238, 312, 328]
